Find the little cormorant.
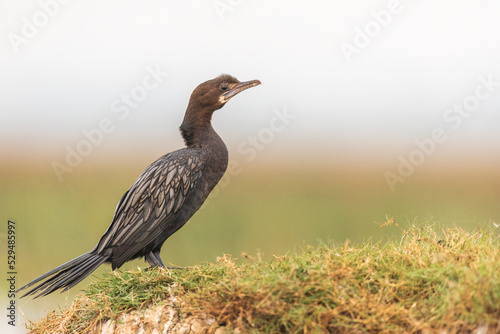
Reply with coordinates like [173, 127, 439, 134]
[18, 74, 261, 298]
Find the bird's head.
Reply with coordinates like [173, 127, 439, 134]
[180, 74, 261, 146]
[188, 74, 261, 112]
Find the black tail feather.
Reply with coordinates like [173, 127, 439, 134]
[17, 252, 107, 298]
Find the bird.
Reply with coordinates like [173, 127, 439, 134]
[18, 74, 261, 298]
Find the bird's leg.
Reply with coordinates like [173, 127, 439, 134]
[153, 249, 185, 270]
[145, 250, 184, 270]
[152, 249, 165, 267]
[145, 251, 164, 268]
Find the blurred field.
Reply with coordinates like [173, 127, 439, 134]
[1, 155, 499, 325]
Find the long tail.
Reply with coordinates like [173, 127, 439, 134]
[17, 252, 107, 298]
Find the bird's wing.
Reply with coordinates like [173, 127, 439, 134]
[94, 149, 203, 268]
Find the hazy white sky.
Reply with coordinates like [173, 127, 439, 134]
[1, 0, 500, 161]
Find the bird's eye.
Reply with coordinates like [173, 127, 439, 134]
[221, 84, 228, 91]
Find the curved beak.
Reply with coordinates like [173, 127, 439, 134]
[221, 79, 261, 103]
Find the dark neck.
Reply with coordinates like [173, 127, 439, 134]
[180, 105, 216, 148]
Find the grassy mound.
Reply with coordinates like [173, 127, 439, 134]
[28, 223, 500, 333]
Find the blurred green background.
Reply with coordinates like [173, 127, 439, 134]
[2, 153, 499, 322]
